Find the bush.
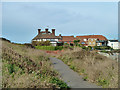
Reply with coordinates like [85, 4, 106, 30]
[32, 41, 51, 46]
[94, 46, 112, 50]
[100, 50, 109, 53]
[55, 46, 63, 50]
[50, 77, 69, 88]
[35, 46, 63, 51]
[81, 46, 86, 49]
[74, 40, 80, 46]
[97, 78, 109, 87]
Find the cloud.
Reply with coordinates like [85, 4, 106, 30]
[2, 2, 118, 43]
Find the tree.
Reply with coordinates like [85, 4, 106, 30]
[74, 40, 80, 46]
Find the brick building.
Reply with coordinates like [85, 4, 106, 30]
[76, 35, 108, 47]
[32, 28, 108, 47]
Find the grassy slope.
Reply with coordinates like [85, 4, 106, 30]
[2, 40, 68, 88]
[56, 47, 118, 88]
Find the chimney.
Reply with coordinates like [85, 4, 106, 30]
[38, 29, 41, 34]
[45, 28, 48, 34]
[59, 34, 62, 39]
[59, 34, 61, 37]
[52, 29, 55, 36]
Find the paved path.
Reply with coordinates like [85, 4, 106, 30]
[50, 57, 101, 88]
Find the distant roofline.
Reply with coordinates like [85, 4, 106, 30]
[76, 35, 104, 37]
[108, 40, 118, 42]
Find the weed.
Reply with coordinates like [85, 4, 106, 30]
[83, 76, 88, 81]
[81, 69, 85, 73]
[97, 78, 109, 87]
[50, 77, 70, 88]
[8, 64, 15, 74]
[69, 65, 76, 71]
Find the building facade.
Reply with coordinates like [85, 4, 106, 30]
[76, 35, 108, 47]
[32, 28, 108, 47]
[58, 34, 75, 45]
[107, 40, 120, 49]
[32, 28, 59, 46]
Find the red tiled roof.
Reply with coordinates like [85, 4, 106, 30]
[58, 36, 76, 42]
[76, 35, 107, 41]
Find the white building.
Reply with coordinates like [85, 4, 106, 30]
[32, 28, 59, 46]
[108, 40, 120, 49]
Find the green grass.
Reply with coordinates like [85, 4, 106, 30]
[97, 78, 109, 87]
[50, 77, 70, 88]
[2, 39, 68, 88]
[35, 46, 63, 51]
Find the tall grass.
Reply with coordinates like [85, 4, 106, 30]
[2, 40, 68, 88]
[57, 47, 118, 88]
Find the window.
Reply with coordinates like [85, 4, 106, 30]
[50, 39, 55, 41]
[93, 42, 95, 45]
[46, 39, 50, 41]
[42, 33, 46, 35]
[91, 39, 93, 41]
[81, 42, 85, 44]
[89, 42, 91, 45]
[84, 39, 87, 41]
[97, 43, 100, 46]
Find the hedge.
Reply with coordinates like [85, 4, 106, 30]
[35, 46, 63, 51]
[93, 46, 113, 50]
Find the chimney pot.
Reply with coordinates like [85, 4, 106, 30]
[38, 29, 41, 34]
[45, 28, 48, 34]
[52, 29, 55, 36]
[59, 34, 61, 36]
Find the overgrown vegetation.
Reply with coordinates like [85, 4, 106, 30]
[2, 39, 69, 88]
[32, 41, 51, 46]
[56, 47, 118, 88]
[93, 46, 113, 50]
[35, 46, 63, 51]
[74, 40, 80, 46]
[100, 49, 120, 54]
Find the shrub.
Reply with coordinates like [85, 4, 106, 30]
[74, 40, 80, 46]
[55, 46, 63, 50]
[83, 76, 88, 81]
[94, 46, 112, 50]
[32, 41, 51, 46]
[88, 46, 92, 50]
[82, 46, 86, 49]
[97, 78, 109, 87]
[50, 77, 69, 88]
[8, 64, 15, 74]
[35, 46, 63, 51]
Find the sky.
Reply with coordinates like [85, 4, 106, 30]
[2, 2, 118, 43]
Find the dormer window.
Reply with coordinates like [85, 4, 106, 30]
[81, 42, 85, 44]
[84, 39, 87, 41]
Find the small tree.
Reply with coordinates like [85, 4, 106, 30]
[74, 40, 80, 46]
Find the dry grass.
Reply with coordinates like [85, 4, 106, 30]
[2, 40, 68, 88]
[57, 47, 118, 88]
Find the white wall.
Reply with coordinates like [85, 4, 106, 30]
[108, 41, 120, 49]
[33, 39, 58, 42]
[32, 38, 58, 46]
